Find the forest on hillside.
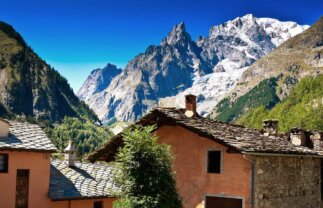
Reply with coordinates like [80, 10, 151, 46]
[237, 75, 323, 131]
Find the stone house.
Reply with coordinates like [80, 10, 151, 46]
[0, 119, 116, 208]
[89, 95, 323, 208]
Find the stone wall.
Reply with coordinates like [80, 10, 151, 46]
[253, 155, 321, 208]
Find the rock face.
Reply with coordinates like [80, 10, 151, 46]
[0, 21, 98, 122]
[85, 22, 213, 122]
[79, 14, 309, 122]
[226, 16, 322, 101]
[160, 14, 309, 115]
[77, 63, 121, 103]
[211, 16, 323, 121]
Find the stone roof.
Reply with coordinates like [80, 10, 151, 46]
[0, 120, 57, 152]
[89, 108, 320, 162]
[49, 160, 117, 200]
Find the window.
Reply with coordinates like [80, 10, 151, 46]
[0, 154, 8, 173]
[16, 170, 29, 208]
[94, 201, 103, 208]
[207, 151, 221, 173]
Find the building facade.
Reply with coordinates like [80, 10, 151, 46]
[0, 119, 116, 208]
[90, 95, 323, 208]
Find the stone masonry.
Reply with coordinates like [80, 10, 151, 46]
[253, 156, 321, 208]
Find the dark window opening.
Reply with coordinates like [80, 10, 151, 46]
[0, 154, 8, 173]
[205, 196, 242, 208]
[321, 159, 323, 200]
[94, 201, 103, 208]
[207, 151, 221, 173]
[16, 169, 29, 208]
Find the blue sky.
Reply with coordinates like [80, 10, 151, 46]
[0, 0, 322, 92]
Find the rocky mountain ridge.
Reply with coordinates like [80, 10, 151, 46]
[160, 14, 309, 115]
[78, 14, 309, 122]
[77, 63, 121, 103]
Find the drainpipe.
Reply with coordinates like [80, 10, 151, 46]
[243, 154, 255, 208]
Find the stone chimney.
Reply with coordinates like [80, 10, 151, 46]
[0, 119, 9, 138]
[64, 140, 76, 167]
[262, 119, 279, 136]
[185, 94, 197, 117]
[289, 127, 307, 146]
[310, 131, 323, 150]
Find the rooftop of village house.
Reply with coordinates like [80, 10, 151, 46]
[88, 95, 323, 162]
[49, 160, 117, 200]
[0, 119, 57, 152]
[0, 119, 117, 201]
[49, 140, 118, 200]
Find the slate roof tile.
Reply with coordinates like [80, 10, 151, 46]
[89, 108, 320, 162]
[0, 120, 57, 152]
[49, 160, 117, 200]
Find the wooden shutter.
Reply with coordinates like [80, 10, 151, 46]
[16, 170, 29, 208]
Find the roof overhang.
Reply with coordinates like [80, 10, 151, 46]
[0, 147, 57, 153]
[88, 109, 241, 162]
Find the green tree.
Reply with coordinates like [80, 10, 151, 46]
[45, 117, 112, 158]
[112, 125, 182, 208]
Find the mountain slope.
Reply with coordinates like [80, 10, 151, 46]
[80, 15, 309, 122]
[0, 21, 98, 122]
[211, 16, 323, 121]
[237, 75, 323, 131]
[77, 63, 121, 103]
[215, 78, 280, 121]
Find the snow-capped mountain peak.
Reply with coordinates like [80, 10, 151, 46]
[78, 15, 309, 122]
[256, 17, 310, 46]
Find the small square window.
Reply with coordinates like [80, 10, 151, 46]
[207, 151, 221, 173]
[0, 154, 8, 173]
[94, 201, 103, 208]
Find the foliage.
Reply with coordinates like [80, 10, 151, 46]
[238, 75, 323, 132]
[0, 21, 98, 123]
[215, 78, 280, 122]
[112, 125, 182, 208]
[0, 21, 105, 159]
[0, 21, 26, 47]
[45, 117, 112, 158]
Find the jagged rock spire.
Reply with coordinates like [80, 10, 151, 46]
[166, 22, 192, 45]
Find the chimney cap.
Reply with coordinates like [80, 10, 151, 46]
[64, 140, 76, 152]
[185, 94, 197, 116]
[185, 94, 196, 100]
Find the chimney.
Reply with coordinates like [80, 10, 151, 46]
[262, 119, 279, 136]
[64, 140, 76, 167]
[310, 131, 323, 150]
[185, 94, 197, 117]
[289, 127, 307, 146]
[0, 119, 9, 138]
